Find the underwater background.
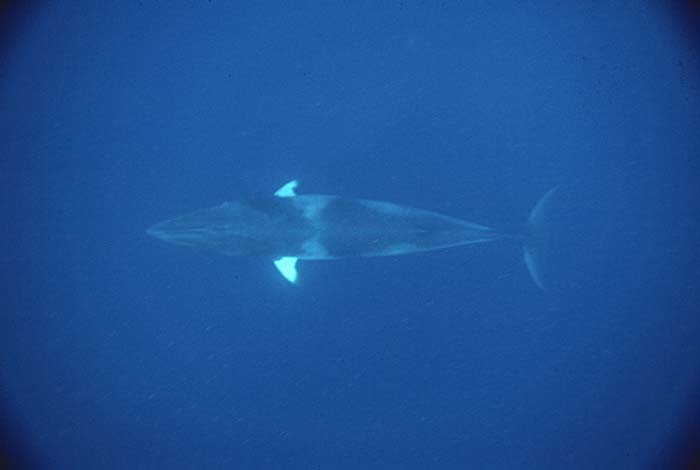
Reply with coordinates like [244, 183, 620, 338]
[1, 2, 699, 469]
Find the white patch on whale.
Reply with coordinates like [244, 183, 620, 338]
[274, 180, 298, 198]
[274, 256, 298, 284]
[300, 237, 329, 259]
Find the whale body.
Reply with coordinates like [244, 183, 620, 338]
[147, 180, 555, 287]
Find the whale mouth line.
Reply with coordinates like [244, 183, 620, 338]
[146, 223, 211, 244]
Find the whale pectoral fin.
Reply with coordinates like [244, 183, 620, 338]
[273, 256, 299, 284]
[274, 180, 298, 198]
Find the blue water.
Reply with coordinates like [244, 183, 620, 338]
[2, 2, 699, 469]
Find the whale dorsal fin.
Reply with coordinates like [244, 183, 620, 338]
[274, 180, 298, 198]
[274, 256, 298, 284]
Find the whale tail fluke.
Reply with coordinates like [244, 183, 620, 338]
[524, 187, 558, 290]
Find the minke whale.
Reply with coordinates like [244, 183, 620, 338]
[148, 180, 556, 288]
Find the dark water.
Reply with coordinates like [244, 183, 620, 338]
[2, 2, 699, 469]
